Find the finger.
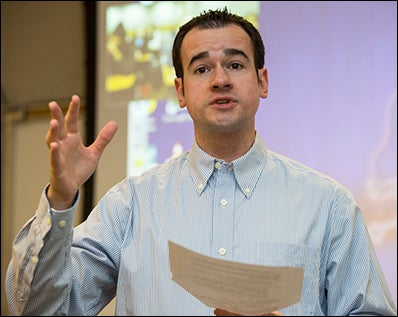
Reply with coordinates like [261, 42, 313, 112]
[45, 118, 61, 148]
[89, 120, 118, 156]
[48, 100, 66, 139]
[213, 308, 283, 316]
[214, 308, 241, 316]
[48, 140, 61, 171]
[64, 95, 80, 134]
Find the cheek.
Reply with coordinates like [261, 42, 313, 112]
[184, 104, 201, 124]
[181, 81, 204, 104]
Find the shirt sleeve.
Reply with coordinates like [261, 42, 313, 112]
[324, 190, 397, 316]
[5, 184, 79, 316]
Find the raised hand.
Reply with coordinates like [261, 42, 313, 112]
[45, 95, 118, 210]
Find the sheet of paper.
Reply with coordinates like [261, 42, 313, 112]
[168, 241, 304, 315]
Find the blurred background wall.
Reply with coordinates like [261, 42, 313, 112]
[1, 2, 87, 315]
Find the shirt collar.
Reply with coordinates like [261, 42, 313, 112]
[187, 133, 268, 198]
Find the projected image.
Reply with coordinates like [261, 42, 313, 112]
[127, 98, 193, 175]
[103, 1, 260, 176]
[362, 91, 397, 246]
[105, 7, 175, 102]
[104, 1, 260, 103]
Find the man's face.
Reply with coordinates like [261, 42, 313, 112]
[174, 24, 268, 136]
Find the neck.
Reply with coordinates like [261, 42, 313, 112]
[195, 130, 256, 163]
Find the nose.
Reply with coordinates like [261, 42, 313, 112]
[211, 66, 231, 90]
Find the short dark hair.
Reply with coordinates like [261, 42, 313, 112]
[172, 7, 265, 79]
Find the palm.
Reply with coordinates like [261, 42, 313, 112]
[46, 95, 118, 209]
[50, 130, 98, 197]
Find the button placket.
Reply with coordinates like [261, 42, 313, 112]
[218, 248, 227, 256]
[212, 160, 235, 259]
[220, 198, 228, 207]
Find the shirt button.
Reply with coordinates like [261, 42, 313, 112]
[244, 187, 251, 194]
[31, 255, 38, 263]
[46, 217, 51, 226]
[215, 161, 222, 169]
[197, 183, 204, 190]
[218, 248, 227, 256]
[58, 220, 66, 228]
[220, 199, 228, 206]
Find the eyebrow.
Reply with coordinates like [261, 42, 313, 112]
[188, 48, 250, 68]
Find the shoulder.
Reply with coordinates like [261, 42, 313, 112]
[110, 151, 190, 191]
[266, 150, 354, 202]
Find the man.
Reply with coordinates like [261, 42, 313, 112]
[6, 7, 397, 316]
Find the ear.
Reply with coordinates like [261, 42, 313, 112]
[258, 68, 269, 99]
[174, 78, 186, 108]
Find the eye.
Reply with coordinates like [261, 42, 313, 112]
[229, 62, 243, 70]
[195, 66, 208, 74]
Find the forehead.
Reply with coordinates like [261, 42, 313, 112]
[181, 24, 253, 62]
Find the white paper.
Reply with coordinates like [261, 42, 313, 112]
[168, 241, 304, 315]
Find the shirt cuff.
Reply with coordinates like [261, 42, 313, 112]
[35, 184, 80, 235]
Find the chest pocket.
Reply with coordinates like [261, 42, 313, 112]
[257, 242, 320, 315]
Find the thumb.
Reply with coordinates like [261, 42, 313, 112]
[90, 120, 118, 156]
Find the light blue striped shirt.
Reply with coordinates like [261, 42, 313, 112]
[6, 133, 397, 316]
